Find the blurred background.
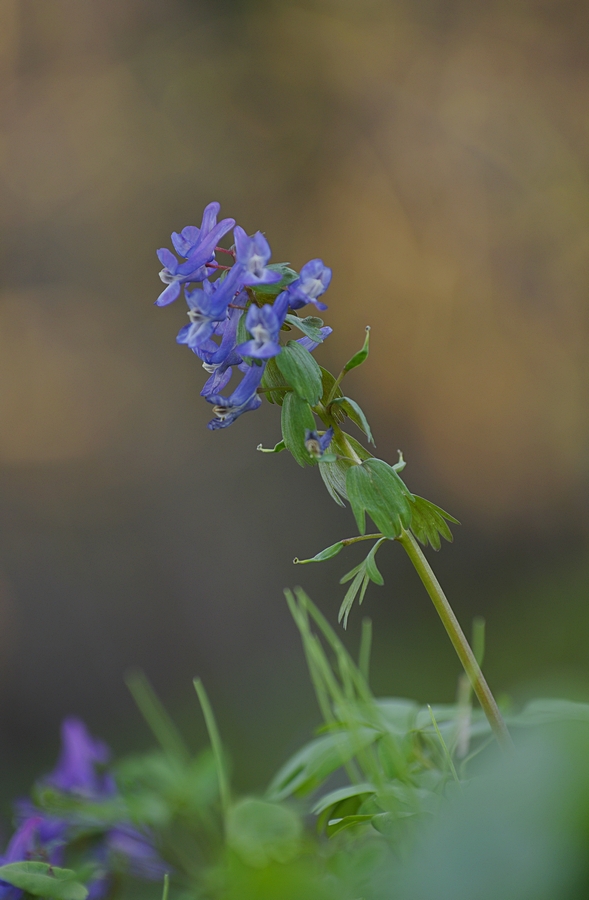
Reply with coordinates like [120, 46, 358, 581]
[0, 0, 587, 809]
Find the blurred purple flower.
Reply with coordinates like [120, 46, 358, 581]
[107, 826, 166, 880]
[46, 718, 114, 799]
[0, 817, 65, 900]
[304, 427, 334, 459]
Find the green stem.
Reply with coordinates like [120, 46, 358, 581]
[397, 530, 513, 751]
[341, 533, 384, 547]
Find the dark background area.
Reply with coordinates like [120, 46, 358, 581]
[0, 0, 587, 814]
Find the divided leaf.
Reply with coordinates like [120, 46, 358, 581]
[338, 538, 387, 627]
[276, 341, 323, 405]
[346, 459, 413, 538]
[409, 496, 459, 550]
[281, 392, 317, 467]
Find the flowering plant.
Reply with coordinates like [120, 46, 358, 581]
[3, 203, 589, 900]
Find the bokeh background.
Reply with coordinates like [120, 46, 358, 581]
[0, 0, 588, 808]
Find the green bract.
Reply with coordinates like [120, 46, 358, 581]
[409, 495, 460, 550]
[342, 325, 370, 374]
[329, 396, 374, 444]
[318, 432, 373, 505]
[276, 341, 323, 405]
[346, 458, 413, 538]
[284, 314, 326, 344]
[293, 541, 344, 564]
[281, 392, 316, 467]
[260, 357, 290, 405]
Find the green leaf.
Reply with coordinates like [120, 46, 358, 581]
[257, 440, 286, 453]
[319, 368, 344, 418]
[236, 307, 250, 347]
[409, 495, 460, 550]
[338, 570, 367, 627]
[318, 457, 348, 506]
[0, 863, 88, 900]
[339, 560, 365, 584]
[281, 392, 316, 467]
[226, 798, 302, 867]
[312, 783, 376, 815]
[249, 263, 299, 298]
[326, 814, 375, 836]
[331, 397, 374, 444]
[266, 730, 379, 801]
[260, 357, 290, 405]
[284, 314, 325, 344]
[276, 341, 323, 405]
[343, 326, 370, 374]
[510, 698, 589, 726]
[346, 459, 413, 538]
[365, 538, 386, 584]
[294, 542, 344, 564]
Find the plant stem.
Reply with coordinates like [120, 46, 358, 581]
[341, 533, 384, 547]
[397, 530, 513, 751]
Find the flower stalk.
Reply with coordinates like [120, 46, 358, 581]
[397, 529, 513, 750]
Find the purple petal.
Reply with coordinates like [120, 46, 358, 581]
[155, 282, 181, 307]
[296, 325, 333, 353]
[156, 248, 178, 270]
[200, 201, 221, 234]
[237, 340, 281, 359]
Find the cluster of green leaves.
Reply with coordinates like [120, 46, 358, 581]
[23, 598, 589, 900]
[260, 324, 460, 623]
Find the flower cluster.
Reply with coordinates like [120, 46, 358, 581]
[0, 718, 164, 900]
[156, 202, 332, 430]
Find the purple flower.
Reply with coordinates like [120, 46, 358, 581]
[233, 227, 281, 286]
[197, 303, 244, 367]
[304, 427, 334, 459]
[237, 304, 282, 359]
[176, 267, 242, 352]
[206, 362, 266, 430]
[45, 718, 114, 799]
[156, 202, 235, 306]
[287, 259, 331, 311]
